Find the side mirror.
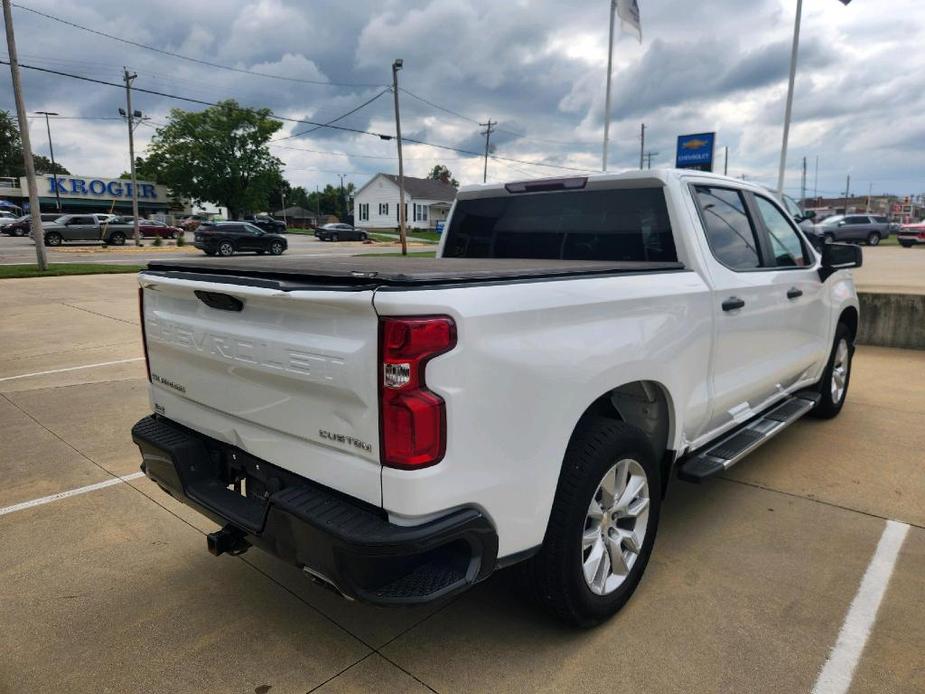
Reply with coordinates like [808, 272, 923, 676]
[837, 220, 846, 226]
[802, 209, 816, 221]
[819, 242, 862, 281]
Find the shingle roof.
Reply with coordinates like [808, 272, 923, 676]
[380, 174, 457, 202]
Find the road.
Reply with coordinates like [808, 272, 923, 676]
[0, 233, 428, 266]
[0, 272, 922, 693]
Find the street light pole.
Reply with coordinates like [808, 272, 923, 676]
[392, 58, 407, 256]
[602, 0, 616, 172]
[123, 67, 141, 246]
[36, 111, 61, 212]
[776, 0, 803, 197]
[3, 0, 46, 269]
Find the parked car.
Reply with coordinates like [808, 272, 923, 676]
[39, 214, 134, 246]
[193, 221, 287, 256]
[0, 210, 18, 221]
[132, 169, 860, 626]
[812, 214, 892, 245]
[315, 223, 368, 241]
[1, 213, 61, 236]
[242, 214, 287, 234]
[897, 222, 925, 248]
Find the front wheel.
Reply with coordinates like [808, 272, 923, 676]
[330, 233, 339, 242]
[11, 228, 24, 237]
[899, 240, 914, 248]
[867, 232, 881, 246]
[44, 231, 62, 246]
[518, 419, 660, 627]
[109, 232, 126, 246]
[810, 322, 853, 419]
[269, 241, 284, 255]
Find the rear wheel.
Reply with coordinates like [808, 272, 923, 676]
[11, 228, 24, 237]
[330, 233, 339, 242]
[217, 241, 235, 257]
[360, 232, 369, 241]
[518, 418, 660, 627]
[867, 232, 881, 246]
[810, 322, 853, 419]
[824, 232, 835, 244]
[109, 232, 126, 246]
[44, 231, 62, 246]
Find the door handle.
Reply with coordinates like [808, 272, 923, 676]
[787, 287, 803, 300]
[722, 296, 746, 312]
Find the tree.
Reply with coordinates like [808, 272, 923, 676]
[142, 100, 283, 219]
[427, 164, 459, 188]
[120, 156, 159, 182]
[0, 110, 70, 177]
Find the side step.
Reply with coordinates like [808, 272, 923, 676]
[677, 391, 821, 483]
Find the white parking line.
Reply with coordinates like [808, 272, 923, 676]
[0, 472, 146, 517]
[0, 357, 144, 383]
[812, 519, 910, 694]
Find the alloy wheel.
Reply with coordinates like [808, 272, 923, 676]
[582, 458, 650, 596]
[831, 338, 849, 404]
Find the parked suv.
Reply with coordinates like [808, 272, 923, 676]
[242, 214, 287, 233]
[193, 221, 287, 256]
[813, 214, 892, 245]
[315, 223, 368, 241]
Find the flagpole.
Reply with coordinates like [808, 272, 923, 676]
[776, 0, 802, 196]
[602, 0, 616, 172]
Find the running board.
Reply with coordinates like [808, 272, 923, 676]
[677, 392, 821, 483]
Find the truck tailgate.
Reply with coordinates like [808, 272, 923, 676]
[139, 272, 382, 505]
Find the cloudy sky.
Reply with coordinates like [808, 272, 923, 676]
[2, 0, 923, 200]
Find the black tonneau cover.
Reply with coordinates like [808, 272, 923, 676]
[144, 256, 685, 290]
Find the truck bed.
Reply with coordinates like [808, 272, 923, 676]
[144, 256, 686, 289]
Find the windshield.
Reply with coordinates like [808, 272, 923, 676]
[820, 215, 844, 226]
[443, 187, 677, 262]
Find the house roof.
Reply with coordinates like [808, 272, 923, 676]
[368, 173, 457, 202]
[274, 206, 314, 217]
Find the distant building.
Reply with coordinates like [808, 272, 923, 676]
[353, 173, 456, 230]
[801, 195, 908, 221]
[273, 205, 320, 227]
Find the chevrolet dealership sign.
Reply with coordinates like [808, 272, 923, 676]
[19, 175, 168, 201]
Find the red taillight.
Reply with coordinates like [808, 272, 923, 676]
[138, 287, 151, 382]
[379, 316, 456, 469]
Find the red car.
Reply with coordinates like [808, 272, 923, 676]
[897, 222, 925, 248]
[115, 217, 182, 239]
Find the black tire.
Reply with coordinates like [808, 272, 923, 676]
[518, 418, 661, 627]
[269, 241, 284, 255]
[330, 233, 339, 242]
[217, 241, 235, 257]
[11, 228, 24, 237]
[44, 231, 62, 246]
[899, 240, 913, 248]
[169, 232, 177, 240]
[866, 232, 880, 246]
[109, 232, 126, 246]
[809, 322, 853, 419]
[361, 232, 369, 241]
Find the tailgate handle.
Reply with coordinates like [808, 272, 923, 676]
[195, 290, 243, 312]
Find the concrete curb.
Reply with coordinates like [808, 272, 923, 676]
[857, 292, 925, 350]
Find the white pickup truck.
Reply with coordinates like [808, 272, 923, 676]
[132, 169, 861, 626]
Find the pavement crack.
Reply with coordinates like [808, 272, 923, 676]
[60, 301, 138, 326]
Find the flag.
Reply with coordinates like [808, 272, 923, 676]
[615, 0, 642, 42]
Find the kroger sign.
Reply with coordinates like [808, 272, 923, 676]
[22, 176, 164, 200]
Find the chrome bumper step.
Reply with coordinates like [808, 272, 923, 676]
[677, 391, 821, 483]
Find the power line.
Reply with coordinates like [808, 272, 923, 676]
[12, 2, 385, 89]
[270, 89, 391, 142]
[4, 60, 596, 175]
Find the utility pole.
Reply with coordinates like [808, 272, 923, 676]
[644, 150, 659, 169]
[800, 156, 807, 205]
[639, 123, 645, 169]
[3, 0, 47, 270]
[480, 119, 496, 183]
[843, 174, 851, 215]
[122, 67, 141, 246]
[280, 190, 286, 225]
[338, 173, 346, 219]
[813, 155, 819, 200]
[314, 185, 320, 226]
[724, 146, 729, 176]
[602, 0, 616, 171]
[391, 58, 407, 255]
[36, 111, 61, 212]
[866, 182, 872, 213]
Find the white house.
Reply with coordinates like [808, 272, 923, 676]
[353, 173, 456, 230]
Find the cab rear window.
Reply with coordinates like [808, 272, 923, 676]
[442, 187, 676, 262]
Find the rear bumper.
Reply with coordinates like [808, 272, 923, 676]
[897, 234, 925, 245]
[131, 415, 498, 605]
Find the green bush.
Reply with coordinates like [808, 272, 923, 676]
[152, 235, 163, 246]
[176, 232, 186, 247]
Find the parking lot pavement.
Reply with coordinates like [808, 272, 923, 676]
[0, 273, 922, 693]
[854, 245, 925, 295]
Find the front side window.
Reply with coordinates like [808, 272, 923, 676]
[694, 186, 761, 270]
[443, 187, 677, 262]
[754, 196, 810, 267]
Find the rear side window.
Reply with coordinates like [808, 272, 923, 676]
[873, 216, 888, 223]
[442, 187, 676, 262]
[693, 186, 761, 270]
[846, 216, 868, 225]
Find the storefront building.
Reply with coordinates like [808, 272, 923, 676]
[2, 174, 179, 218]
